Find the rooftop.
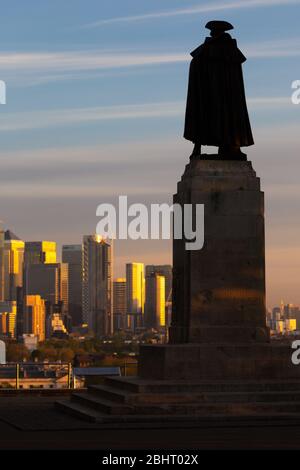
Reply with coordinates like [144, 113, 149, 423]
[0, 392, 300, 450]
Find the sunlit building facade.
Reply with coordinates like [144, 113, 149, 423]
[126, 263, 145, 329]
[4, 231, 24, 301]
[145, 265, 172, 302]
[145, 273, 165, 329]
[24, 241, 57, 265]
[24, 295, 46, 342]
[145, 264, 172, 327]
[47, 313, 68, 337]
[0, 300, 17, 338]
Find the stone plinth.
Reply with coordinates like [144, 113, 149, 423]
[138, 343, 299, 381]
[138, 157, 298, 382]
[170, 158, 269, 344]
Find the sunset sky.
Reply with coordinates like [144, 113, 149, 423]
[0, 0, 300, 307]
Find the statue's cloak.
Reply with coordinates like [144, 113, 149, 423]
[184, 33, 254, 147]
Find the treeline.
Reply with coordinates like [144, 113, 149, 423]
[5, 333, 139, 363]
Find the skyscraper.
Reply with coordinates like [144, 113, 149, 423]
[113, 278, 126, 330]
[24, 262, 68, 314]
[145, 273, 165, 329]
[24, 295, 46, 342]
[82, 235, 113, 337]
[47, 313, 68, 338]
[145, 265, 172, 302]
[145, 265, 172, 326]
[62, 244, 83, 326]
[21, 241, 57, 338]
[0, 300, 17, 338]
[24, 241, 56, 265]
[4, 230, 24, 301]
[126, 263, 145, 329]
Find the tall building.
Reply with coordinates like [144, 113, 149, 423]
[113, 278, 126, 330]
[145, 265, 172, 326]
[145, 265, 172, 302]
[0, 227, 4, 302]
[145, 273, 165, 329]
[0, 300, 17, 338]
[82, 235, 113, 337]
[24, 241, 56, 265]
[62, 244, 82, 326]
[126, 263, 145, 329]
[4, 230, 24, 301]
[24, 262, 68, 314]
[24, 295, 45, 342]
[47, 313, 68, 338]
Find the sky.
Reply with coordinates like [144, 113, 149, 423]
[0, 0, 300, 307]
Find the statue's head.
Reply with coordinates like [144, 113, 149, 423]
[205, 20, 234, 38]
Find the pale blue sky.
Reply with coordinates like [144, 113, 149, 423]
[0, 0, 300, 306]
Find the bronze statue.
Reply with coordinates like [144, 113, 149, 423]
[184, 21, 254, 159]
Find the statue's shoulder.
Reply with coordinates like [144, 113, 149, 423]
[190, 35, 246, 63]
[190, 43, 205, 58]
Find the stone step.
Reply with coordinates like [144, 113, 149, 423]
[71, 392, 134, 415]
[72, 391, 171, 416]
[88, 384, 134, 403]
[55, 400, 300, 429]
[55, 400, 104, 423]
[88, 385, 300, 405]
[56, 398, 300, 423]
[105, 377, 300, 394]
[70, 390, 300, 416]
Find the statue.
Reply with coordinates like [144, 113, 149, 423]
[184, 21, 254, 159]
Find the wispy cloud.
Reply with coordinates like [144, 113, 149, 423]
[0, 97, 292, 132]
[0, 102, 183, 131]
[0, 50, 187, 86]
[246, 37, 300, 58]
[82, 0, 300, 28]
[247, 96, 292, 107]
[0, 51, 188, 72]
[2, 36, 300, 88]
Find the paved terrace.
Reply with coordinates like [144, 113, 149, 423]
[1, 391, 300, 450]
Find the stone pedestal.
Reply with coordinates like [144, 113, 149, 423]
[138, 157, 299, 381]
[170, 157, 269, 344]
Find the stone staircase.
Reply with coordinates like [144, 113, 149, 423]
[55, 377, 300, 426]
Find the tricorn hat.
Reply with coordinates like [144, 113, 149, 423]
[205, 20, 234, 32]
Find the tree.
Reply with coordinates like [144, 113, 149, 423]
[6, 343, 30, 362]
[58, 348, 74, 363]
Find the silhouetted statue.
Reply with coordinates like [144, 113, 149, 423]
[184, 21, 254, 159]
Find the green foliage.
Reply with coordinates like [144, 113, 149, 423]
[6, 333, 144, 364]
[31, 338, 106, 362]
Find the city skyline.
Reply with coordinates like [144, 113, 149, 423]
[0, 224, 174, 339]
[0, 0, 300, 307]
[0, 223, 297, 311]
